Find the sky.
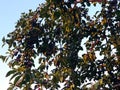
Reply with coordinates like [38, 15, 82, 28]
[0, 1, 101, 90]
[0, 0, 45, 90]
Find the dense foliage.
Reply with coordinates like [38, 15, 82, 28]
[0, 0, 120, 89]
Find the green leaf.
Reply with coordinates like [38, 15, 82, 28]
[2, 37, 5, 43]
[25, 74, 31, 82]
[10, 72, 20, 81]
[0, 55, 6, 62]
[6, 70, 16, 77]
[2, 37, 6, 47]
[54, 11, 60, 19]
[14, 75, 21, 85]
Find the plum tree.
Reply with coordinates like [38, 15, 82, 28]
[0, 0, 120, 89]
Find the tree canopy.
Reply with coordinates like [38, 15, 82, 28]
[0, 0, 120, 90]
